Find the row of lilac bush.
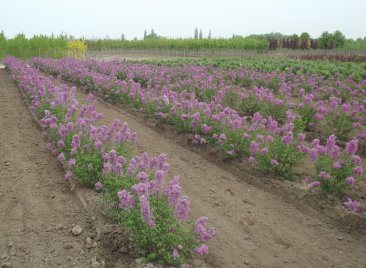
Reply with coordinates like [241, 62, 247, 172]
[5, 56, 214, 267]
[84, 58, 366, 142]
[30, 58, 365, 213]
[31, 57, 306, 179]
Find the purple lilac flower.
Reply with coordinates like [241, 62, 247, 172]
[326, 134, 337, 151]
[309, 148, 318, 161]
[252, 112, 262, 124]
[71, 134, 81, 153]
[175, 196, 190, 221]
[311, 139, 320, 147]
[68, 158, 76, 168]
[127, 159, 136, 176]
[86, 93, 94, 102]
[140, 195, 154, 226]
[162, 162, 170, 172]
[64, 171, 73, 181]
[250, 141, 259, 155]
[344, 198, 362, 214]
[95, 181, 103, 191]
[58, 152, 65, 162]
[137, 172, 149, 183]
[46, 143, 53, 152]
[180, 114, 189, 120]
[345, 176, 356, 185]
[194, 244, 209, 256]
[217, 133, 226, 144]
[57, 140, 65, 148]
[271, 159, 279, 166]
[309, 181, 321, 188]
[319, 171, 331, 179]
[260, 147, 268, 155]
[167, 182, 182, 208]
[352, 155, 361, 163]
[195, 216, 215, 242]
[332, 161, 342, 170]
[353, 166, 363, 176]
[117, 190, 135, 211]
[345, 139, 358, 155]
[201, 124, 211, 134]
[281, 132, 293, 145]
[153, 170, 165, 192]
[248, 156, 256, 163]
[167, 179, 181, 208]
[132, 182, 150, 197]
[330, 145, 340, 158]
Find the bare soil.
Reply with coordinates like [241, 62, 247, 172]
[1, 67, 366, 268]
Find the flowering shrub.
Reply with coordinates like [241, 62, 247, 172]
[303, 135, 364, 198]
[67, 40, 87, 59]
[254, 135, 304, 180]
[5, 56, 214, 267]
[29, 57, 366, 214]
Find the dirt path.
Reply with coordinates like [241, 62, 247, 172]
[72, 88, 366, 268]
[0, 69, 138, 268]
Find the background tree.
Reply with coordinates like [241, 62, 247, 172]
[289, 34, 299, 49]
[121, 33, 125, 40]
[199, 29, 203, 39]
[333, 30, 346, 48]
[310, 39, 319, 49]
[300, 32, 310, 49]
[208, 30, 212, 39]
[144, 29, 158, 40]
[0, 30, 6, 48]
[319, 31, 335, 49]
[143, 29, 147, 40]
[194, 28, 198, 39]
[268, 38, 279, 50]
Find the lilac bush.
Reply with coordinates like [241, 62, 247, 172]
[301, 135, 364, 199]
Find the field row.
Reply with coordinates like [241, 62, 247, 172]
[30, 57, 366, 213]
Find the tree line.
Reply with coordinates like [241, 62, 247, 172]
[1, 29, 366, 57]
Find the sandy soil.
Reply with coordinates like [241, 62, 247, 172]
[1, 66, 366, 268]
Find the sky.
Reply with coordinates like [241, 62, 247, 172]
[1, 0, 365, 40]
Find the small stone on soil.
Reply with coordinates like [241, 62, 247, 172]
[71, 225, 83, 236]
[85, 237, 93, 249]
